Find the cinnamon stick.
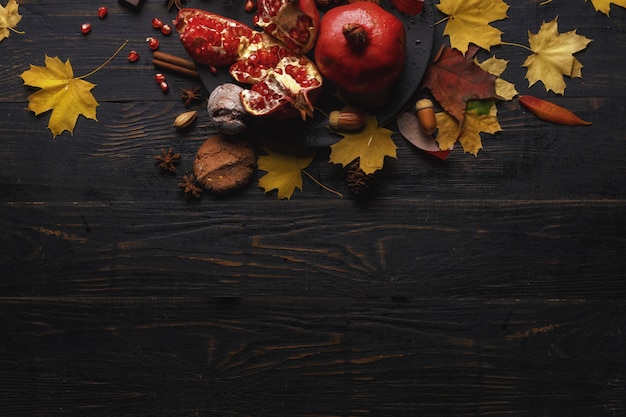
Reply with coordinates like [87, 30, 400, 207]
[153, 51, 197, 71]
[152, 58, 200, 79]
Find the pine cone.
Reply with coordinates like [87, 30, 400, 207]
[346, 159, 375, 196]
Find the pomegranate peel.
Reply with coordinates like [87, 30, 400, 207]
[175, 8, 322, 120]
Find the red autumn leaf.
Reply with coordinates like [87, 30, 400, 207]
[421, 46, 500, 125]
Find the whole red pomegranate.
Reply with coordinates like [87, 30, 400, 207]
[314, 2, 406, 95]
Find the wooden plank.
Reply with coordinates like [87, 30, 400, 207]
[2, 199, 625, 298]
[4, 1, 626, 104]
[1, 297, 624, 416]
[1, 94, 626, 200]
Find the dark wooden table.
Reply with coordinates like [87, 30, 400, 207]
[2, 0, 625, 416]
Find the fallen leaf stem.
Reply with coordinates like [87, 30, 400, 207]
[540, 0, 553, 5]
[78, 40, 129, 79]
[500, 41, 534, 52]
[434, 16, 450, 26]
[9, 26, 25, 35]
[302, 170, 344, 199]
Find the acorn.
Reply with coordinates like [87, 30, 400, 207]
[329, 110, 366, 132]
[415, 98, 437, 135]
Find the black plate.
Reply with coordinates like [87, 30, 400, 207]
[196, 0, 435, 147]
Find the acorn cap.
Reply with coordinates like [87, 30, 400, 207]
[415, 98, 434, 111]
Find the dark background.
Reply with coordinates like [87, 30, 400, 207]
[1, 0, 625, 416]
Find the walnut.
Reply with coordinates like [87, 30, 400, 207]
[207, 83, 249, 135]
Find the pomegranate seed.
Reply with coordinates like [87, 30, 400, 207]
[146, 37, 159, 50]
[127, 50, 140, 62]
[244, 0, 256, 12]
[81, 22, 92, 35]
[160, 81, 169, 93]
[160, 24, 172, 35]
[97, 6, 108, 18]
[155, 73, 166, 83]
[152, 17, 163, 29]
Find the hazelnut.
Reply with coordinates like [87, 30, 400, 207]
[329, 110, 366, 132]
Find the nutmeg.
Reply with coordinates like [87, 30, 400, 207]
[193, 134, 256, 194]
[329, 110, 366, 132]
[415, 98, 437, 135]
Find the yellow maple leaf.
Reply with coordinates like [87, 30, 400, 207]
[435, 100, 502, 156]
[329, 113, 396, 175]
[522, 18, 592, 95]
[475, 56, 519, 101]
[0, 0, 24, 41]
[436, 0, 509, 54]
[587, 0, 626, 16]
[258, 141, 316, 200]
[20, 55, 99, 138]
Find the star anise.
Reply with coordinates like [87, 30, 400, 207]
[178, 174, 203, 199]
[166, 0, 186, 11]
[180, 86, 202, 107]
[155, 147, 181, 172]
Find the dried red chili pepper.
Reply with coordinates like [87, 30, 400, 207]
[519, 95, 591, 126]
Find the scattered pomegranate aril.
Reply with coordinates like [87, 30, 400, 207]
[146, 37, 159, 50]
[97, 6, 108, 19]
[160, 24, 172, 35]
[81, 23, 92, 35]
[244, 0, 256, 12]
[155, 73, 166, 83]
[152, 17, 164, 29]
[160, 81, 170, 93]
[127, 50, 140, 62]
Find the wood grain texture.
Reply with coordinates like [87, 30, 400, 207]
[1, 297, 625, 417]
[2, 199, 626, 298]
[2, 1, 626, 416]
